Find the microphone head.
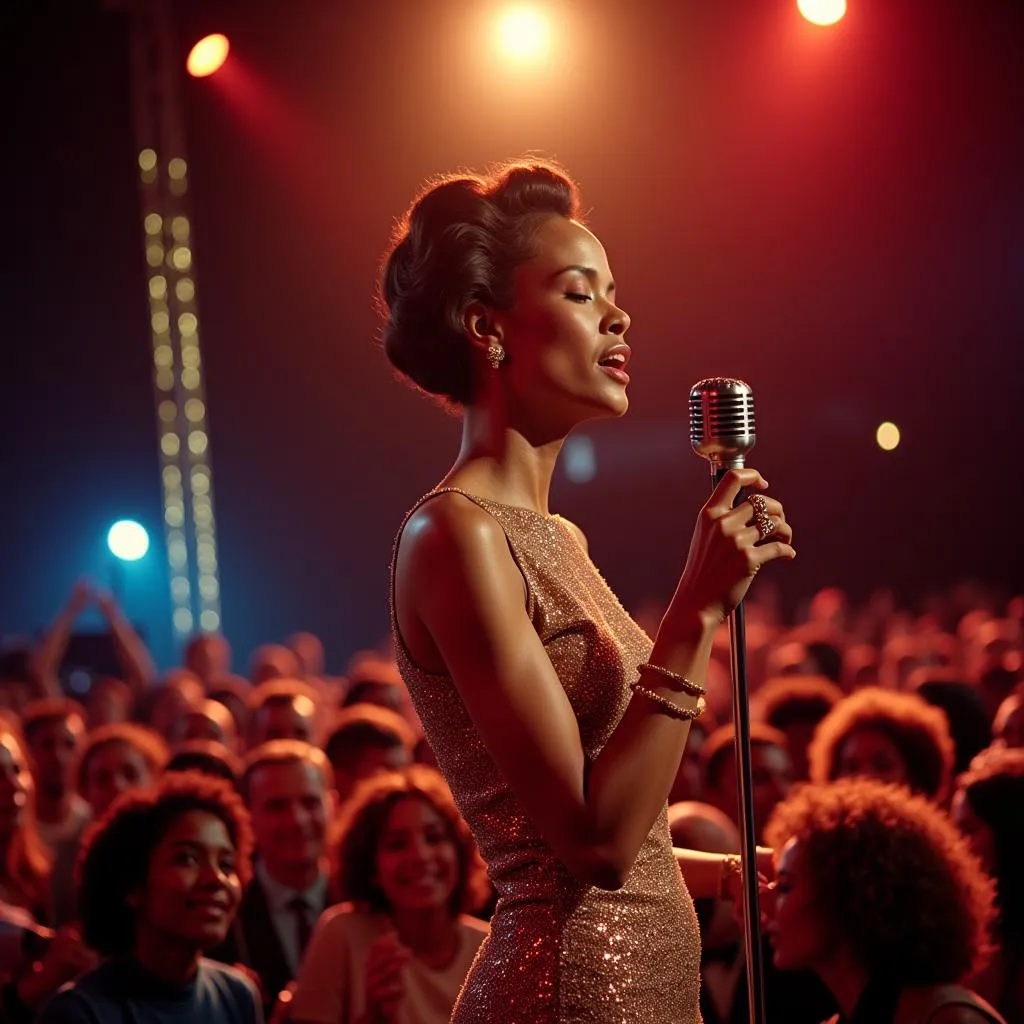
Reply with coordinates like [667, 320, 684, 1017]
[689, 377, 756, 471]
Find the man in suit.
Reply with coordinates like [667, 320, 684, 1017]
[213, 739, 335, 1012]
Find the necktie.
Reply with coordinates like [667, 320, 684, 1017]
[287, 894, 313, 959]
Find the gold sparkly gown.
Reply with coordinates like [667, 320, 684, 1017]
[391, 490, 702, 1023]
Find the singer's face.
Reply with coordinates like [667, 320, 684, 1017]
[490, 217, 632, 429]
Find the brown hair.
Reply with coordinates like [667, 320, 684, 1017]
[379, 159, 581, 409]
[333, 764, 489, 917]
[766, 778, 996, 984]
[807, 687, 956, 802]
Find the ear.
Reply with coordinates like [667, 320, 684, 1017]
[462, 301, 503, 359]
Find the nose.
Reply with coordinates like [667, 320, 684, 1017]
[605, 304, 630, 336]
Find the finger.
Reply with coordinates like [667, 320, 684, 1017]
[752, 540, 797, 565]
[706, 468, 769, 513]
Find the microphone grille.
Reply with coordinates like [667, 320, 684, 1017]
[689, 377, 756, 467]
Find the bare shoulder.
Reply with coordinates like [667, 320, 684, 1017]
[400, 491, 510, 571]
[556, 516, 589, 553]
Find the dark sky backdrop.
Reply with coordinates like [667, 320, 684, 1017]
[3, 0, 1022, 673]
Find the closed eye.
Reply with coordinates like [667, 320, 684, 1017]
[565, 293, 592, 303]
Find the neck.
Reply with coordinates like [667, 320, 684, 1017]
[816, 957, 871, 1020]
[392, 906, 458, 963]
[450, 406, 565, 515]
[34, 790, 69, 825]
[264, 858, 322, 891]
[133, 930, 202, 985]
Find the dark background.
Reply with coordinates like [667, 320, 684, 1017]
[3, 0, 1022, 673]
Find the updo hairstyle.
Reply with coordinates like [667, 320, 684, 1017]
[379, 160, 581, 408]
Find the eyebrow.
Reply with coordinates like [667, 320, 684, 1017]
[552, 265, 616, 295]
[169, 839, 236, 856]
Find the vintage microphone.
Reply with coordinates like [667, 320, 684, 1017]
[689, 377, 766, 1024]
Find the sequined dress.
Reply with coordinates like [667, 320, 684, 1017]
[390, 489, 702, 1023]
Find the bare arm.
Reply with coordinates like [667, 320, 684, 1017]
[29, 581, 92, 698]
[397, 469, 794, 890]
[94, 589, 156, 699]
[672, 847, 775, 900]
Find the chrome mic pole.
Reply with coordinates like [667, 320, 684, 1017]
[689, 378, 766, 1024]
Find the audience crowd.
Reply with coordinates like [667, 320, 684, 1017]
[0, 578, 1020, 1022]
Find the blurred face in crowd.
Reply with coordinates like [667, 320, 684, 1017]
[185, 635, 231, 684]
[374, 796, 459, 916]
[766, 838, 837, 973]
[250, 646, 302, 686]
[82, 740, 155, 817]
[247, 759, 332, 877]
[835, 728, 909, 788]
[178, 701, 237, 751]
[27, 713, 84, 799]
[710, 741, 793, 840]
[150, 675, 203, 738]
[0, 731, 32, 841]
[950, 788, 996, 875]
[250, 696, 315, 747]
[86, 678, 131, 729]
[993, 693, 1024, 748]
[133, 810, 242, 952]
[332, 742, 411, 804]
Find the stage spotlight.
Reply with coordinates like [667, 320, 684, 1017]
[107, 520, 150, 562]
[187, 33, 230, 78]
[797, 0, 847, 27]
[496, 5, 551, 63]
[876, 422, 901, 452]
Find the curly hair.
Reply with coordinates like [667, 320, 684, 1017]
[957, 747, 1024, 944]
[807, 687, 956, 802]
[379, 159, 581, 408]
[76, 771, 254, 956]
[73, 722, 169, 795]
[752, 675, 844, 732]
[765, 778, 996, 983]
[333, 764, 490, 918]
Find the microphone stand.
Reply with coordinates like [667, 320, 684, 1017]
[711, 467, 767, 1024]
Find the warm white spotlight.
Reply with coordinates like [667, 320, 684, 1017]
[496, 6, 551, 62]
[876, 422, 901, 452]
[797, 0, 847, 27]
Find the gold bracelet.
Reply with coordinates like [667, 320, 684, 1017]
[637, 662, 706, 697]
[631, 684, 706, 721]
[717, 854, 742, 901]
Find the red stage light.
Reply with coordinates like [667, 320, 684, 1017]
[797, 0, 847, 27]
[187, 34, 230, 78]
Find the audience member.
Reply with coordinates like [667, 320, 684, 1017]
[991, 688, 1024, 749]
[765, 778, 1005, 1023]
[751, 675, 843, 781]
[324, 706, 415, 804]
[700, 722, 793, 841]
[250, 646, 303, 687]
[289, 765, 489, 1024]
[0, 725, 50, 919]
[39, 772, 260, 1023]
[140, 671, 204, 739]
[184, 633, 232, 687]
[908, 669, 992, 774]
[176, 699, 239, 751]
[166, 741, 244, 786]
[213, 741, 336, 1012]
[49, 722, 169, 924]
[952, 749, 1024, 1022]
[246, 681, 318, 749]
[807, 687, 956, 803]
[208, 675, 252, 740]
[21, 699, 89, 853]
[83, 676, 133, 730]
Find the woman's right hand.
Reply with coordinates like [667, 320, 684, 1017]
[666, 468, 795, 629]
[363, 932, 410, 1024]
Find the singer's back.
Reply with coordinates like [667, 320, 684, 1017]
[390, 488, 702, 1024]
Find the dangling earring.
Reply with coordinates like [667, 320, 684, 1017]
[487, 343, 505, 370]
